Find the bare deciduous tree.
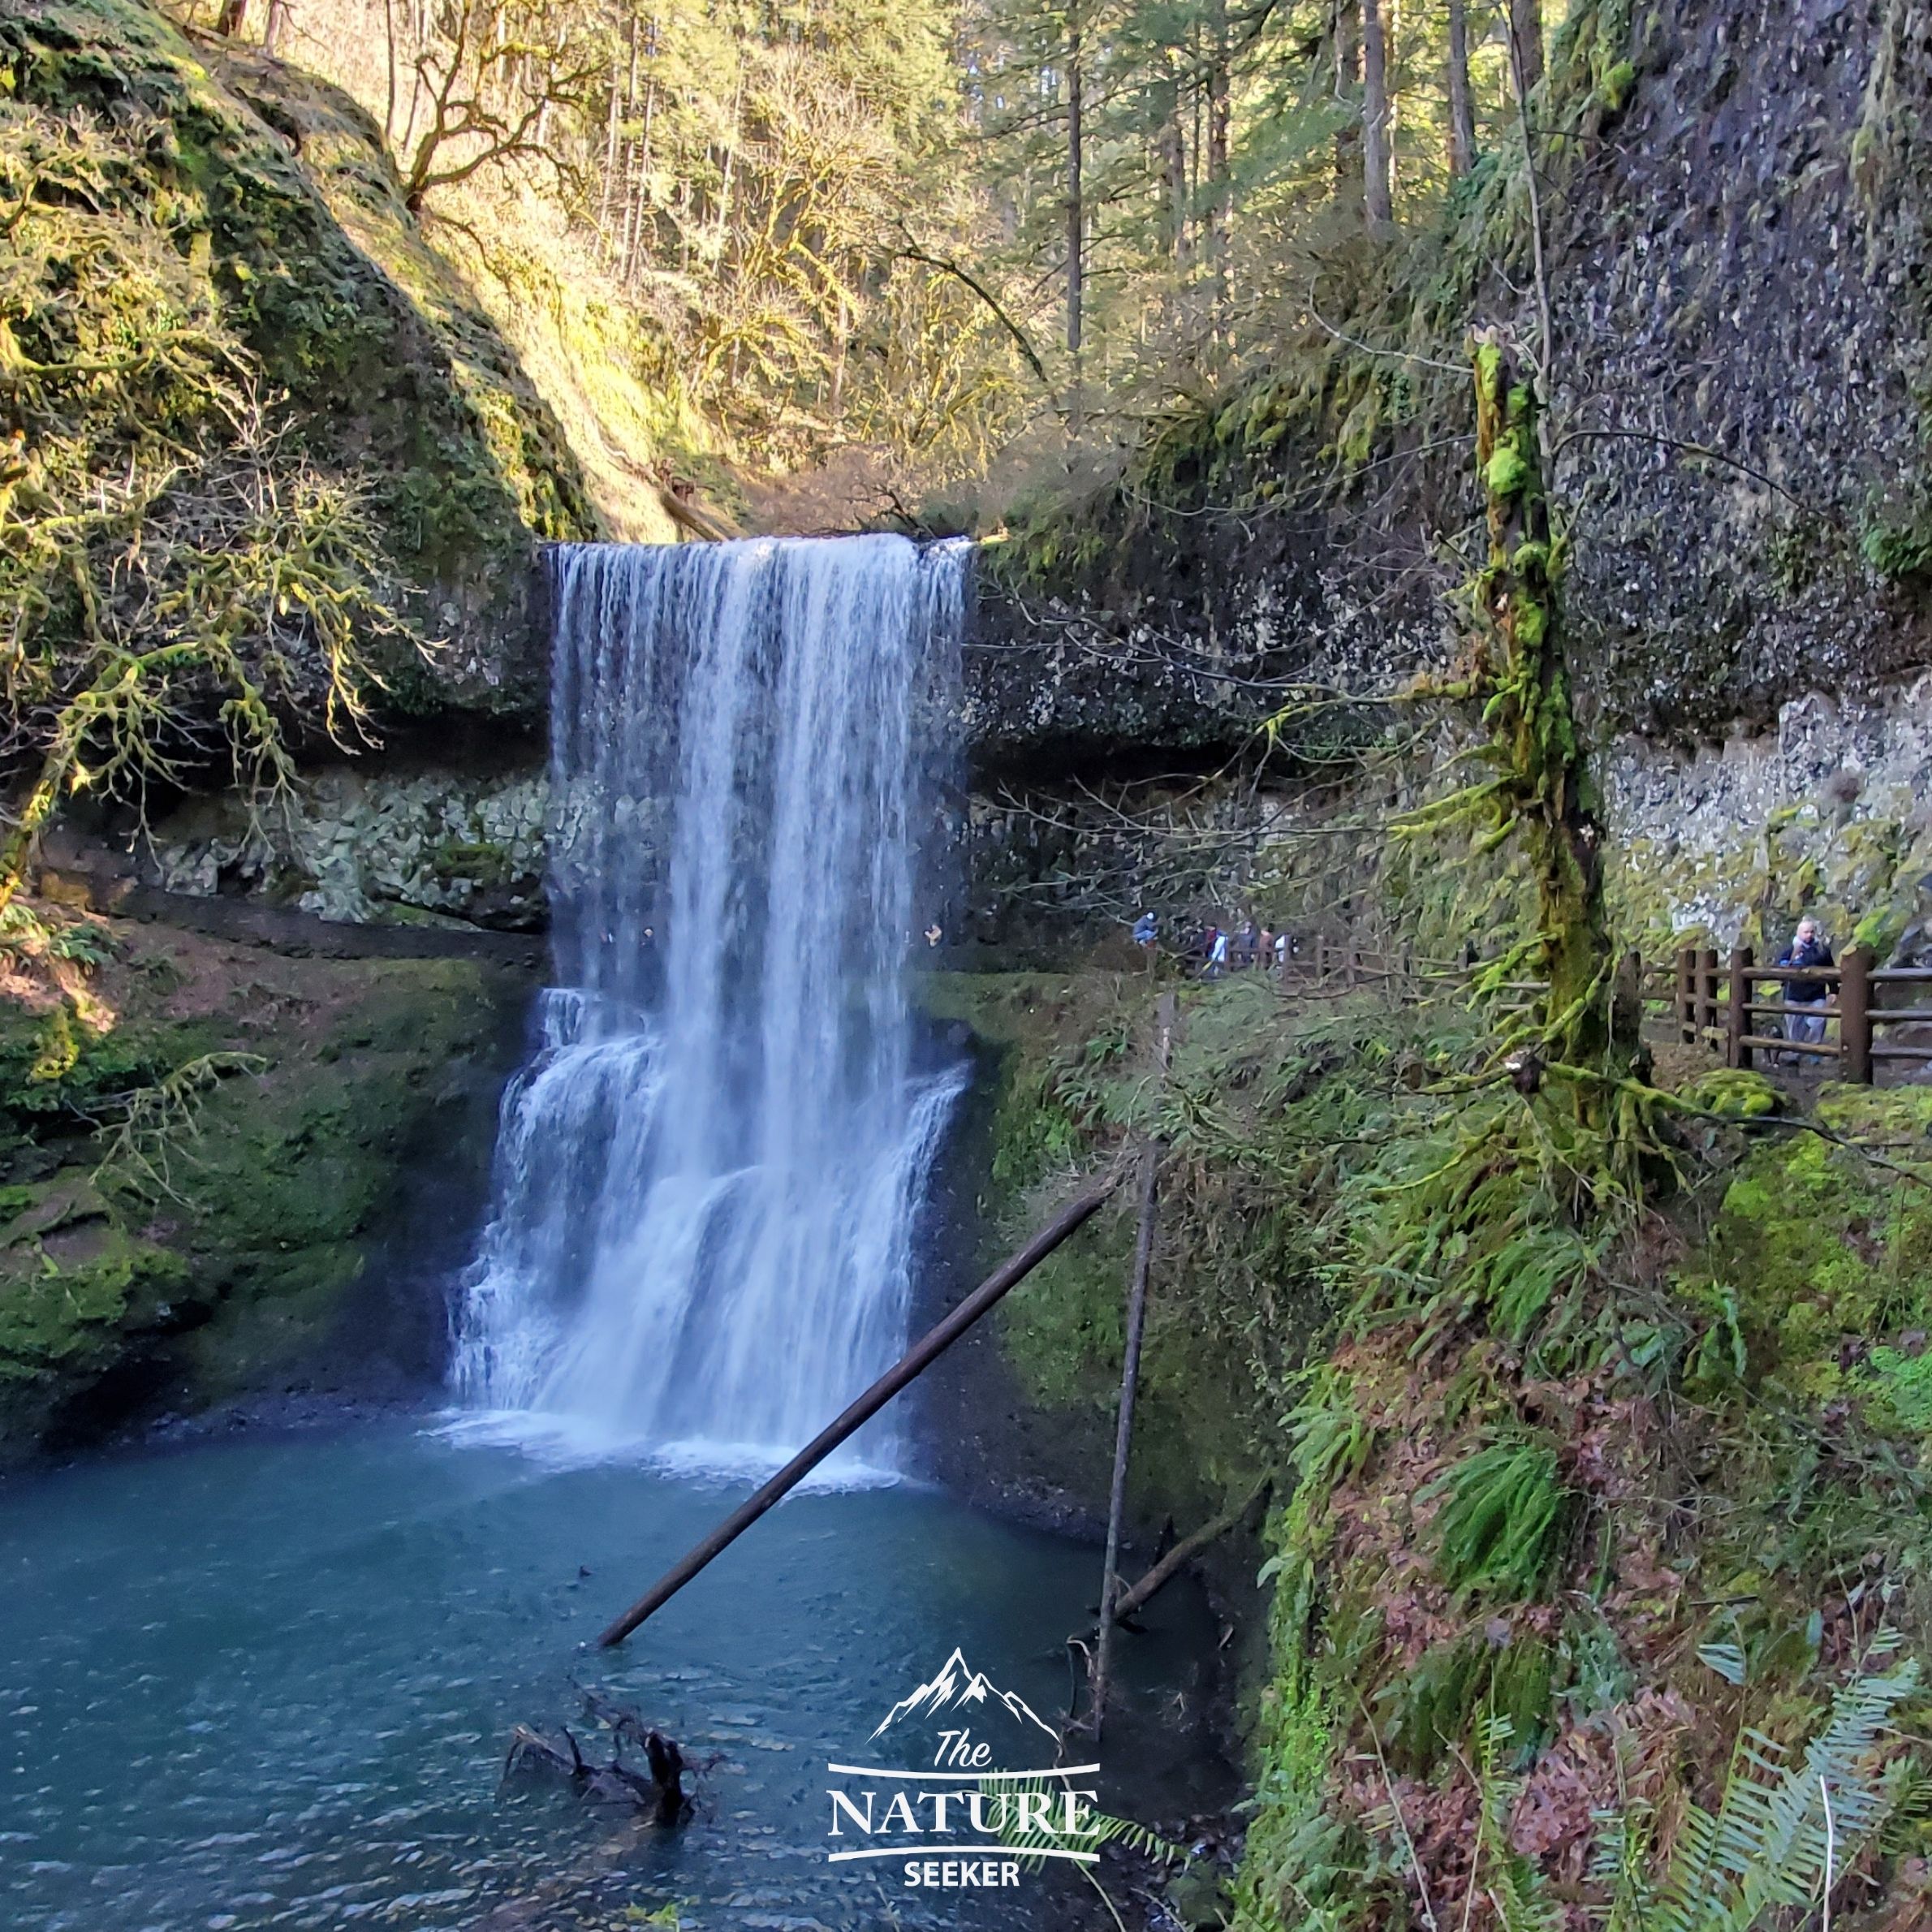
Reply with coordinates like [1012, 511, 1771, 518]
[396, 0, 601, 213]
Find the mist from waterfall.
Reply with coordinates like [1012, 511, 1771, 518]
[451, 535, 966, 1470]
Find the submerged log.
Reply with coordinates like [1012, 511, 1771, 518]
[503, 1710, 690, 1825]
[1109, 1477, 1270, 1625]
[1073, 1477, 1271, 1647]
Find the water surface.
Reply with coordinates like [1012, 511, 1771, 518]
[0, 1423, 1227, 1930]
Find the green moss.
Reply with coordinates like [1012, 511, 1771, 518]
[1860, 508, 1932, 582]
[1681, 1067, 1782, 1119]
[1686, 1089, 1932, 1390]
[0, 0, 597, 715]
[1852, 900, 1911, 960]
[0, 946, 524, 1455]
[433, 839, 515, 888]
[1598, 58, 1637, 111]
[1865, 1345, 1932, 1433]
[0, 1168, 192, 1440]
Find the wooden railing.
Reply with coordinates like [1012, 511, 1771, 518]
[1276, 932, 1930, 1086]
[1305, 935, 1479, 990]
[1671, 947, 1932, 1084]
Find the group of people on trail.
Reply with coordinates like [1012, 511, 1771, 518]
[1132, 912, 1292, 978]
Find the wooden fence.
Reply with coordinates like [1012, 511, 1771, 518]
[1671, 947, 1932, 1084]
[1283, 934, 1930, 1086]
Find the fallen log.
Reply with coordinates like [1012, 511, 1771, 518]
[503, 1713, 689, 1825]
[1091, 1477, 1272, 1635]
[597, 1167, 1126, 1647]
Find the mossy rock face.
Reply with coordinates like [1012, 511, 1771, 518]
[914, 969, 1291, 1543]
[0, 1173, 191, 1441]
[0, 0, 597, 722]
[0, 918, 535, 1457]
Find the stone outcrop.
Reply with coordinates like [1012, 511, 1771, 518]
[3, 0, 596, 720]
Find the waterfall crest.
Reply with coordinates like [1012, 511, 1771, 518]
[452, 535, 965, 1468]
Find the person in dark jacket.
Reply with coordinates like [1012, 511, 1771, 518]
[1776, 916, 1835, 1062]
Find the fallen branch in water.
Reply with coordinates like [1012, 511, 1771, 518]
[1084, 1476, 1272, 1638]
[597, 1165, 1128, 1646]
[503, 1701, 692, 1825]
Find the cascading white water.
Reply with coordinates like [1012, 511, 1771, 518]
[452, 535, 966, 1468]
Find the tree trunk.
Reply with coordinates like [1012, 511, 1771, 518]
[1509, 0, 1545, 104]
[263, 0, 291, 56]
[1470, 333, 1625, 1088]
[1205, 0, 1231, 317]
[1159, 57, 1188, 263]
[214, 0, 248, 38]
[382, 0, 399, 146]
[1332, 0, 1363, 201]
[1447, 0, 1476, 176]
[1066, 11, 1085, 368]
[1361, 0, 1393, 226]
[597, 45, 624, 234]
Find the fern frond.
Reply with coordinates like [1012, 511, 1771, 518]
[1637, 1654, 1920, 1932]
[978, 1773, 1184, 1872]
[1474, 1716, 1563, 1932]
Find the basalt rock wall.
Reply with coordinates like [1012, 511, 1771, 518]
[964, 0, 1932, 953]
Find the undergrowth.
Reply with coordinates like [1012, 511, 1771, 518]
[972, 964, 1932, 1929]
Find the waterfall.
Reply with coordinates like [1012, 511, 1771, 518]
[451, 535, 967, 1469]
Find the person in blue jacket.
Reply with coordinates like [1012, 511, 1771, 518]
[1775, 916, 1835, 1062]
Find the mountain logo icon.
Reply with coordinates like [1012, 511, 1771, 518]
[868, 1646, 1059, 1744]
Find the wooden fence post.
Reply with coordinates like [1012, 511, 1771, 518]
[1676, 947, 1695, 1043]
[1726, 947, 1753, 1071]
[1698, 947, 1719, 1046]
[1344, 943, 1359, 988]
[1841, 947, 1873, 1085]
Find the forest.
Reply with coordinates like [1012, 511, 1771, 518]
[174, 0, 1554, 482]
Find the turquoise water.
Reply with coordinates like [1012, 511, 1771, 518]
[0, 1422, 1227, 1930]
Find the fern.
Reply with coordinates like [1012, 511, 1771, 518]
[979, 1772, 1183, 1870]
[1471, 1656, 1922, 1932]
[47, 920, 114, 966]
[1425, 1436, 1574, 1601]
[1577, 1648, 1925, 1932]
[1474, 1717, 1563, 1932]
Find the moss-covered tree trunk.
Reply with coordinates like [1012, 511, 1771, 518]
[1470, 330, 1631, 1090]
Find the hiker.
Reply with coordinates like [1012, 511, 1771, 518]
[1274, 929, 1291, 973]
[1206, 926, 1229, 979]
[1775, 916, 1835, 1062]
[1132, 911, 1157, 951]
[1236, 918, 1260, 969]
